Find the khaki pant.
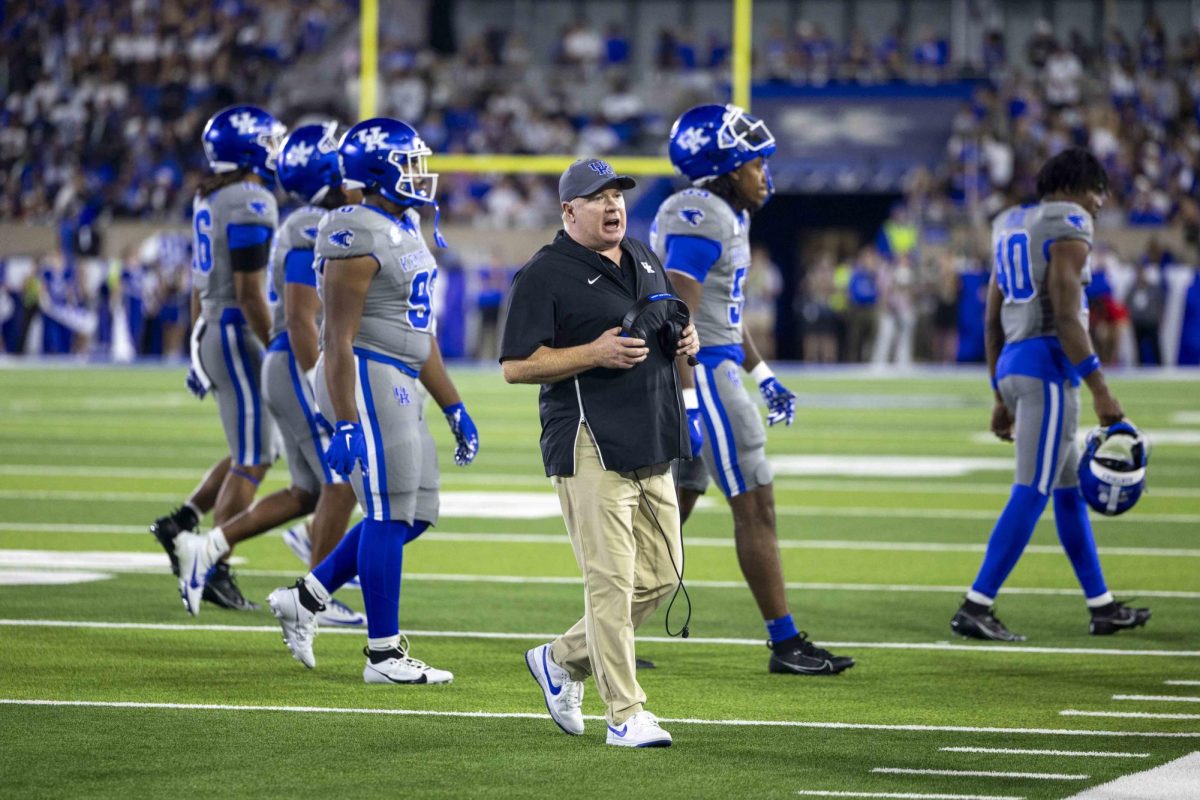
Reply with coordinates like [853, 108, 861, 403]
[549, 424, 682, 726]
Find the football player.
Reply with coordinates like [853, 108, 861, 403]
[951, 147, 1151, 640]
[652, 104, 854, 675]
[266, 117, 478, 684]
[151, 104, 286, 611]
[172, 122, 363, 624]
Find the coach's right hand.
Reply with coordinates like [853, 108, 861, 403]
[591, 327, 649, 369]
[325, 420, 367, 478]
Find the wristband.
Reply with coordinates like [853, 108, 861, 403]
[1075, 354, 1101, 380]
[749, 361, 774, 385]
[682, 388, 699, 410]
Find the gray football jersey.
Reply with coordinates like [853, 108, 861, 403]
[193, 181, 279, 321]
[268, 205, 325, 342]
[315, 204, 436, 368]
[650, 188, 751, 347]
[992, 201, 1093, 344]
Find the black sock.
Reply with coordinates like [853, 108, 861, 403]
[295, 579, 324, 613]
[962, 599, 989, 615]
[174, 505, 199, 531]
[365, 647, 401, 664]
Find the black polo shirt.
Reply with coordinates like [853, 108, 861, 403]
[501, 230, 689, 476]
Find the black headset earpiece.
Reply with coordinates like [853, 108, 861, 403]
[621, 292, 697, 366]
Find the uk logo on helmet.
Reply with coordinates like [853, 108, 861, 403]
[285, 141, 315, 167]
[229, 111, 261, 136]
[675, 126, 712, 155]
[355, 127, 390, 152]
[328, 229, 355, 248]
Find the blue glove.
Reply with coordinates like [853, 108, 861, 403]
[686, 408, 704, 457]
[185, 367, 208, 400]
[443, 402, 479, 466]
[325, 420, 367, 478]
[759, 376, 796, 427]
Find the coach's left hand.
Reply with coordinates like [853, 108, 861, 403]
[675, 322, 699, 358]
[443, 402, 479, 466]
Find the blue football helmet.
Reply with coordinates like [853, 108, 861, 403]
[202, 105, 287, 181]
[276, 122, 343, 203]
[337, 117, 437, 207]
[1078, 421, 1149, 516]
[668, 104, 777, 184]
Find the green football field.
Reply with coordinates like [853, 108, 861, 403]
[1, 364, 1197, 799]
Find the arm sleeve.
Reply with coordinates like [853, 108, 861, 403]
[227, 225, 272, 272]
[283, 249, 317, 286]
[663, 234, 723, 283]
[499, 267, 556, 362]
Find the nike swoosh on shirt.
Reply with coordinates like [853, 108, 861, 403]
[588, 276, 600, 285]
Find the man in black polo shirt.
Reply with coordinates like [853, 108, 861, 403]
[501, 158, 699, 748]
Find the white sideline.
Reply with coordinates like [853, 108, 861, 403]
[1061, 752, 1200, 800]
[797, 793, 1023, 800]
[1061, 710, 1200, 720]
[1, 698, 1198, 738]
[939, 747, 1149, 758]
[4, 618, 1200, 659]
[872, 767, 1087, 780]
[1113, 695, 1200, 703]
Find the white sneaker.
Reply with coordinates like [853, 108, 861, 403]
[266, 584, 318, 668]
[363, 645, 453, 685]
[606, 711, 672, 748]
[174, 532, 217, 616]
[524, 643, 585, 735]
[316, 596, 365, 626]
[282, 524, 311, 565]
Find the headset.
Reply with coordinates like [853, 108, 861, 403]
[621, 292, 698, 366]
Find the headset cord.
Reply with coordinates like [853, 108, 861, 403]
[633, 473, 692, 639]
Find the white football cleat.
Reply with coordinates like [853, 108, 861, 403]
[267, 584, 318, 669]
[316, 596, 365, 627]
[174, 532, 216, 616]
[282, 524, 311, 565]
[524, 642, 585, 735]
[606, 710, 672, 748]
[363, 645, 453, 685]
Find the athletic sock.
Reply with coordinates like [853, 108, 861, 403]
[296, 577, 325, 613]
[205, 528, 231, 562]
[358, 518, 410, 642]
[177, 503, 200, 531]
[1052, 487, 1111, 601]
[311, 520, 364, 595]
[970, 484, 1049, 600]
[766, 614, 799, 645]
[366, 640, 401, 663]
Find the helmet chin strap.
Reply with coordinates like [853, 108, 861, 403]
[430, 201, 447, 248]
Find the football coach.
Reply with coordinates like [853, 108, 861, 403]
[501, 158, 699, 748]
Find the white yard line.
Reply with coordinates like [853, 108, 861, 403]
[796, 793, 1024, 800]
[1165, 681, 1200, 686]
[1, 698, 1198, 738]
[938, 747, 1148, 758]
[1112, 695, 1200, 703]
[767, 506, 1200, 525]
[1060, 710, 1200, 721]
[2, 618, 1198, 659]
[872, 767, 1087, 780]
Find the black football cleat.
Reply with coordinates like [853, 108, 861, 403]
[150, 506, 197, 577]
[1090, 601, 1151, 635]
[202, 562, 260, 611]
[768, 632, 855, 675]
[951, 604, 1027, 642]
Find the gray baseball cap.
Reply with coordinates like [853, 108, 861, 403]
[559, 158, 636, 202]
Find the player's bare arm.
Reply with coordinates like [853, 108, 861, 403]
[1047, 239, 1124, 425]
[419, 337, 461, 407]
[232, 268, 272, 346]
[322, 254, 375, 422]
[984, 270, 1013, 441]
[284, 280, 321, 374]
